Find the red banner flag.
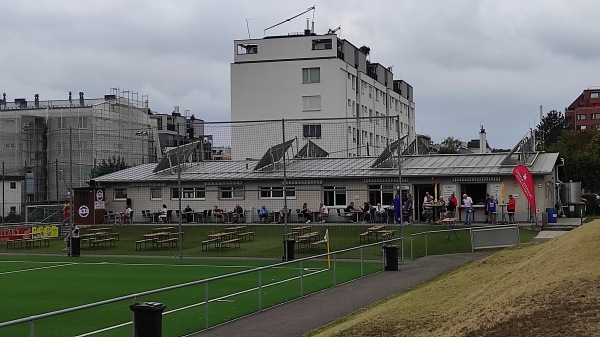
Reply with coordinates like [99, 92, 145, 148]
[513, 164, 536, 212]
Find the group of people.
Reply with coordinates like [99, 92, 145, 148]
[298, 202, 329, 224]
[421, 192, 458, 224]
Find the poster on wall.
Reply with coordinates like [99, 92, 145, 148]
[441, 185, 457, 199]
[489, 183, 501, 200]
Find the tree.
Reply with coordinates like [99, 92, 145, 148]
[90, 156, 130, 178]
[535, 110, 565, 149]
[437, 137, 462, 154]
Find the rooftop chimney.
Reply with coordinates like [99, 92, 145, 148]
[304, 18, 311, 35]
[479, 126, 487, 153]
[35, 94, 39, 107]
[79, 92, 84, 106]
[68, 91, 72, 105]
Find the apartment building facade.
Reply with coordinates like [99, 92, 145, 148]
[565, 88, 600, 131]
[230, 31, 415, 160]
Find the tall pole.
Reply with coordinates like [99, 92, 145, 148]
[177, 124, 183, 259]
[396, 117, 404, 241]
[282, 119, 290, 261]
[69, 127, 74, 257]
[2, 161, 5, 223]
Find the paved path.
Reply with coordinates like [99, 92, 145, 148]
[190, 252, 491, 337]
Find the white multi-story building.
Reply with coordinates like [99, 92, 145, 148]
[231, 30, 415, 160]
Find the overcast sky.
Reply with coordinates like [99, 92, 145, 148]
[1, 0, 599, 149]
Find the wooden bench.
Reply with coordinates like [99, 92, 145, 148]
[220, 238, 240, 251]
[310, 239, 328, 250]
[359, 231, 370, 243]
[379, 230, 396, 241]
[25, 237, 50, 248]
[441, 217, 458, 226]
[201, 238, 218, 251]
[110, 232, 120, 241]
[135, 238, 155, 250]
[237, 232, 254, 241]
[90, 238, 116, 248]
[6, 238, 23, 249]
[154, 237, 178, 248]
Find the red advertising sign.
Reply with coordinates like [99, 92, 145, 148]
[513, 164, 536, 212]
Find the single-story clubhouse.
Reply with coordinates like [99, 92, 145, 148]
[89, 145, 561, 225]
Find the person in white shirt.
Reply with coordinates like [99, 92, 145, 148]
[317, 202, 329, 223]
[463, 193, 474, 225]
[375, 203, 387, 223]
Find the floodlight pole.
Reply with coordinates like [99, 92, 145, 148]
[69, 128, 74, 256]
[2, 161, 5, 223]
[282, 119, 290, 261]
[177, 124, 183, 259]
[396, 117, 404, 243]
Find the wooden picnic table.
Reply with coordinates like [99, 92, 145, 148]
[224, 225, 247, 232]
[152, 226, 175, 233]
[296, 231, 320, 249]
[292, 226, 312, 234]
[89, 227, 112, 233]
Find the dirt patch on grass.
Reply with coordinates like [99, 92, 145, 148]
[308, 221, 600, 337]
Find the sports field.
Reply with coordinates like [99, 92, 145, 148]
[0, 254, 381, 337]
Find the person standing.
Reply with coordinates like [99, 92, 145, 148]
[463, 193, 473, 225]
[393, 193, 401, 224]
[62, 201, 71, 224]
[487, 195, 498, 224]
[445, 195, 456, 218]
[507, 194, 516, 224]
[403, 193, 414, 225]
[484, 193, 491, 223]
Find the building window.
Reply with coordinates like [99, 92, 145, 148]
[577, 114, 587, 120]
[595, 125, 600, 130]
[303, 124, 322, 138]
[352, 102, 355, 116]
[312, 39, 332, 50]
[220, 186, 244, 200]
[578, 125, 587, 130]
[171, 187, 205, 200]
[4, 143, 14, 150]
[150, 188, 162, 200]
[348, 99, 351, 106]
[10, 206, 16, 213]
[78, 117, 87, 129]
[259, 186, 296, 199]
[237, 43, 257, 55]
[369, 86, 373, 98]
[114, 188, 127, 200]
[323, 186, 346, 206]
[302, 67, 320, 83]
[592, 114, 600, 120]
[375, 89, 379, 101]
[591, 92, 599, 99]
[352, 76, 355, 89]
[302, 95, 321, 111]
[368, 184, 394, 205]
[10, 182, 16, 189]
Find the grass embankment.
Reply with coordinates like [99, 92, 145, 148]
[308, 221, 600, 337]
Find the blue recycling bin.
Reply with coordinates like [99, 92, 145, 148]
[546, 208, 557, 223]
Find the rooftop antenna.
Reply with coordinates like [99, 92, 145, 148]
[264, 5, 315, 35]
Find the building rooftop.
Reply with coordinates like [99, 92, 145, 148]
[94, 152, 559, 184]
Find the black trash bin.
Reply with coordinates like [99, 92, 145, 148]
[283, 239, 295, 261]
[383, 245, 399, 271]
[129, 302, 166, 337]
[69, 237, 81, 257]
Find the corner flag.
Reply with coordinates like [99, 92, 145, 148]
[325, 229, 331, 269]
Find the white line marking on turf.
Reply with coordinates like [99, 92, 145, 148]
[0, 262, 76, 275]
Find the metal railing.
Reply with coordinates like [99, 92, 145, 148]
[0, 237, 404, 337]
